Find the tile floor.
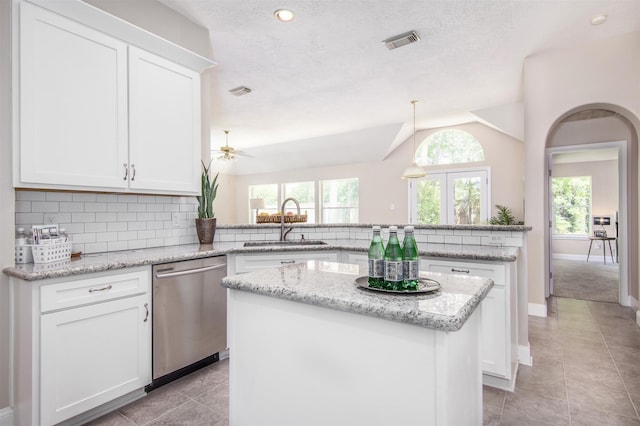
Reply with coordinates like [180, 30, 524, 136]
[90, 296, 640, 426]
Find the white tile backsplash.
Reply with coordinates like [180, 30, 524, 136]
[18, 190, 198, 255]
[17, 190, 526, 255]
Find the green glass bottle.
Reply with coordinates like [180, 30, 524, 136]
[402, 225, 419, 291]
[384, 226, 403, 290]
[368, 226, 385, 288]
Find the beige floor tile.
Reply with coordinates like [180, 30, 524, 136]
[567, 380, 637, 419]
[565, 363, 626, 392]
[482, 385, 505, 409]
[147, 400, 224, 426]
[503, 388, 570, 425]
[515, 361, 567, 399]
[569, 402, 640, 425]
[609, 344, 640, 367]
[483, 404, 502, 426]
[558, 317, 600, 332]
[118, 386, 190, 425]
[561, 336, 610, 356]
[193, 382, 229, 418]
[588, 301, 636, 320]
[500, 407, 566, 425]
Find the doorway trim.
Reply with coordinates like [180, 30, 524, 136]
[545, 140, 629, 306]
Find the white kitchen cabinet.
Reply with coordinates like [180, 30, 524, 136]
[18, 1, 129, 190]
[230, 251, 339, 275]
[128, 47, 201, 193]
[420, 257, 518, 391]
[12, 267, 151, 426]
[15, 1, 209, 195]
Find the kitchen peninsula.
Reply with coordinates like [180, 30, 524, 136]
[222, 261, 493, 426]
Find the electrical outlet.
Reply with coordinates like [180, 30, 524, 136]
[172, 212, 180, 227]
[487, 234, 506, 245]
[45, 214, 58, 224]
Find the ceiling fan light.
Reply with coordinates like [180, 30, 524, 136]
[402, 163, 426, 179]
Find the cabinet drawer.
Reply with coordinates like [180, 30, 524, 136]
[235, 251, 338, 274]
[41, 270, 149, 313]
[420, 258, 505, 286]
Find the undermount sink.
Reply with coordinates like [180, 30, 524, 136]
[243, 240, 328, 248]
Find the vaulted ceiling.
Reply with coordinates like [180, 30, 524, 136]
[158, 0, 640, 174]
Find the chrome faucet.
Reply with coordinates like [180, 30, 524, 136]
[280, 197, 301, 241]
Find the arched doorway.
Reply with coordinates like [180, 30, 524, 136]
[544, 105, 639, 307]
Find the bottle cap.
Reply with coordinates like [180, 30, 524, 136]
[372, 225, 380, 231]
[389, 225, 397, 231]
[404, 225, 414, 232]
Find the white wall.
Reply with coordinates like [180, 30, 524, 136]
[0, 0, 13, 413]
[524, 31, 640, 307]
[230, 122, 525, 225]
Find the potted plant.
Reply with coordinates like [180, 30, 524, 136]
[195, 160, 219, 244]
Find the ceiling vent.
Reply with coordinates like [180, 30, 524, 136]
[382, 31, 420, 50]
[229, 86, 252, 96]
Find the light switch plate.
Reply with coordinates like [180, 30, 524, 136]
[171, 212, 180, 227]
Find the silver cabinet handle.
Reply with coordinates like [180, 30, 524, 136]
[131, 164, 136, 181]
[89, 284, 113, 293]
[123, 163, 128, 180]
[451, 268, 470, 274]
[143, 303, 149, 322]
[154, 263, 226, 279]
[280, 260, 296, 264]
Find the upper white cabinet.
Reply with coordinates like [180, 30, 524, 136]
[15, 1, 212, 195]
[18, 1, 129, 190]
[128, 47, 200, 193]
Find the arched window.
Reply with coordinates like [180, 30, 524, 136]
[409, 129, 489, 225]
[415, 129, 484, 166]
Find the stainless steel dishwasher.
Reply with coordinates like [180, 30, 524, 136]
[147, 256, 227, 391]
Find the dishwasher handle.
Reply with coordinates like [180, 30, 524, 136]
[154, 263, 226, 279]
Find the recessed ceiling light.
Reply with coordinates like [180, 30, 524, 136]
[274, 9, 295, 23]
[590, 13, 608, 25]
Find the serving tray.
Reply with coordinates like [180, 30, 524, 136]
[354, 276, 441, 294]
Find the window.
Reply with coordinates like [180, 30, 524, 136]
[552, 176, 592, 235]
[415, 129, 485, 166]
[410, 170, 488, 225]
[283, 181, 315, 223]
[248, 178, 359, 224]
[249, 184, 279, 223]
[321, 178, 359, 223]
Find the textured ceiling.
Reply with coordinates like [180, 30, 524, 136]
[157, 0, 640, 174]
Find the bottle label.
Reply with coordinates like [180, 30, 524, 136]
[384, 261, 403, 282]
[368, 259, 384, 278]
[403, 260, 419, 280]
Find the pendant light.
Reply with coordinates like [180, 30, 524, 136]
[401, 100, 426, 179]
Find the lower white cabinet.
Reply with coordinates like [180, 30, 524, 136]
[12, 267, 151, 426]
[230, 251, 339, 275]
[420, 257, 518, 391]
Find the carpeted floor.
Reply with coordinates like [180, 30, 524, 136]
[552, 258, 619, 303]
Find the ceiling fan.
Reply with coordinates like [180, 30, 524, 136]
[214, 130, 250, 161]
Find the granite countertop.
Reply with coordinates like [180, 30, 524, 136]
[3, 241, 519, 281]
[222, 260, 493, 332]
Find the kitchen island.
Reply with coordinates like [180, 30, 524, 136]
[222, 261, 493, 426]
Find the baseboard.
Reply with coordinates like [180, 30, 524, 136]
[636, 310, 640, 328]
[219, 349, 229, 360]
[518, 344, 532, 367]
[528, 303, 547, 317]
[552, 253, 588, 261]
[0, 407, 13, 426]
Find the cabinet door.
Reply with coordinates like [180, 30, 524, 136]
[40, 294, 151, 425]
[19, 2, 129, 189]
[481, 287, 508, 377]
[128, 46, 201, 194]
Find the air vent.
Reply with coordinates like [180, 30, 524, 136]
[382, 30, 420, 50]
[229, 86, 252, 96]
